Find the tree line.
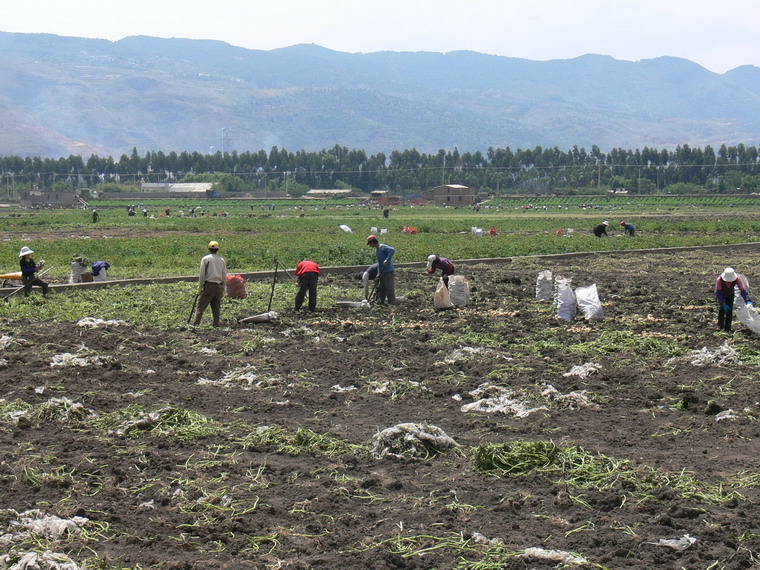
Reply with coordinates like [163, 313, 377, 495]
[2, 143, 760, 195]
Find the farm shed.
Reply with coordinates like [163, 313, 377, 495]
[424, 184, 476, 206]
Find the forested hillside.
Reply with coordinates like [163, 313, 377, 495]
[1, 31, 760, 158]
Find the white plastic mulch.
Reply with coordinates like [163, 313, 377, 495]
[371, 422, 459, 460]
[459, 383, 547, 418]
[562, 362, 602, 379]
[0, 509, 88, 549]
[0, 335, 24, 350]
[197, 366, 282, 390]
[49, 352, 107, 368]
[520, 547, 589, 566]
[678, 343, 739, 367]
[76, 317, 127, 328]
[0, 550, 80, 570]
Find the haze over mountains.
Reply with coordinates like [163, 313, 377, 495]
[1, 31, 760, 159]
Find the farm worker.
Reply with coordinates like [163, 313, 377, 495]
[18, 246, 49, 297]
[715, 267, 753, 333]
[92, 209, 99, 223]
[294, 260, 320, 311]
[593, 220, 609, 237]
[367, 235, 396, 305]
[426, 254, 455, 287]
[193, 241, 227, 327]
[354, 263, 379, 300]
[91, 261, 111, 282]
[620, 221, 635, 236]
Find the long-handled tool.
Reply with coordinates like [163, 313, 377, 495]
[267, 260, 279, 312]
[275, 259, 297, 283]
[187, 292, 200, 324]
[367, 274, 380, 304]
[4, 268, 51, 301]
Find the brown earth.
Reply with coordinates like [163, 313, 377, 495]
[2, 248, 760, 569]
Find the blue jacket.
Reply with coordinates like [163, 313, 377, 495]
[376, 243, 395, 272]
[92, 261, 111, 276]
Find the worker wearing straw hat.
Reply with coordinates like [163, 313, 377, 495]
[715, 267, 753, 333]
[19, 246, 49, 297]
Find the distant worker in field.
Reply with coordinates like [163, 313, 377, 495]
[19, 246, 49, 297]
[294, 259, 320, 312]
[193, 241, 227, 327]
[383, 207, 390, 219]
[92, 209, 99, 223]
[367, 235, 396, 305]
[715, 267, 753, 333]
[620, 221, 635, 236]
[355, 263, 379, 300]
[593, 220, 609, 237]
[426, 254, 455, 287]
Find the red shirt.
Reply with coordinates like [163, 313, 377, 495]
[295, 260, 320, 276]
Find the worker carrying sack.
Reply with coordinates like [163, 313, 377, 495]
[226, 274, 247, 298]
[575, 283, 604, 321]
[536, 270, 553, 301]
[434, 278, 454, 310]
[448, 275, 470, 307]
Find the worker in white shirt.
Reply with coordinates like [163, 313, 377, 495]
[193, 241, 227, 327]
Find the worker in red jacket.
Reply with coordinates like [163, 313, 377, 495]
[295, 260, 320, 311]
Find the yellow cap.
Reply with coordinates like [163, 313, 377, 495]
[208, 241, 220, 249]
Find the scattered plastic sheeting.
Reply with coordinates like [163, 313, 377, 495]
[541, 385, 596, 409]
[434, 278, 454, 310]
[471, 226, 484, 236]
[1, 550, 80, 570]
[197, 366, 280, 390]
[520, 547, 589, 566]
[556, 277, 577, 321]
[76, 317, 127, 328]
[371, 422, 458, 460]
[575, 283, 604, 321]
[0, 335, 23, 350]
[339, 224, 352, 233]
[535, 270, 553, 301]
[443, 346, 509, 365]
[460, 383, 547, 418]
[646, 534, 697, 551]
[563, 362, 602, 379]
[677, 343, 739, 367]
[49, 350, 107, 368]
[331, 384, 357, 392]
[0, 509, 88, 548]
[715, 409, 739, 421]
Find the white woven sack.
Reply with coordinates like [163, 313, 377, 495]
[448, 275, 470, 307]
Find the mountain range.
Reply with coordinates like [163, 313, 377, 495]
[1, 30, 760, 158]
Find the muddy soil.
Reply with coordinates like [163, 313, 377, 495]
[2, 247, 760, 569]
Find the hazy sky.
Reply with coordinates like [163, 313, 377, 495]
[3, 0, 758, 74]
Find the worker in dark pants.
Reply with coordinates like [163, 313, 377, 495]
[194, 241, 227, 327]
[715, 267, 753, 333]
[19, 246, 49, 297]
[294, 260, 320, 311]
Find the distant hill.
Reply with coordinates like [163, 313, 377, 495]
[1, 31, 760, 157]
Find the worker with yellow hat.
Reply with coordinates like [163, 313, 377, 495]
[193, 240, 227, 327]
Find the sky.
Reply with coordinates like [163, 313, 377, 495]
[3, 0, 759, 74]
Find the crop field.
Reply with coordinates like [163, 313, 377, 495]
[2, 199, 760, 568]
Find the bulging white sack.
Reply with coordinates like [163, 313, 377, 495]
[448, 275, 470, 307]
[536, 270, 553, 301]
[575, 283, 604, 321]
[434, 278, 454, 310]
[555, 277, 576, 321]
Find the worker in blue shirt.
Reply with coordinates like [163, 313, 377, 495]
[367, 235, 395, 305]
[620, 221, 635, 236]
